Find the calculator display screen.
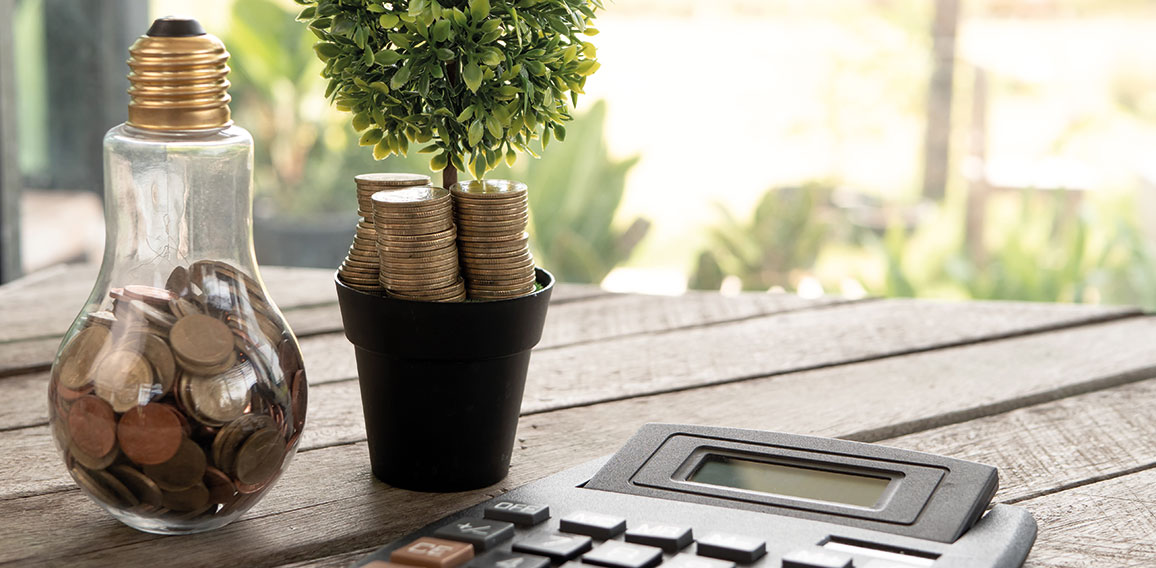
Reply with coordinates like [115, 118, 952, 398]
[689, 455, 891, 508]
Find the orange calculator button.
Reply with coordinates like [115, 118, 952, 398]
[390, 537, 475, 568]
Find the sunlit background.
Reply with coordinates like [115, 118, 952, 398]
[4, 0, 1156, 308]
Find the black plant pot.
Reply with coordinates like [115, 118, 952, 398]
[334, 268, 555, 492]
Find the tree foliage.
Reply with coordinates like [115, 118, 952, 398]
[295, 0, 602, 179]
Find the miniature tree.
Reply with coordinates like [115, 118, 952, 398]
[295, 0, 603, 188]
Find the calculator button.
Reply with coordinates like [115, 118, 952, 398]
[581, 541, 664, 568]
[664, 554, 735, 568]
[485, 502, 551, 526]
[780, 549, 852, 568]
[625, 523, 694, 553]
[468, 550, 552, 568]
[559, 512, 627, 539]
[435, 518, 516, 551]
[696, 533, 766, 564]
[514, 533, 594, 564]
[391, 537, 476, 568]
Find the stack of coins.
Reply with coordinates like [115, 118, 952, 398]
[372, 186, 466, 302]
[49, 261, 307, 520]
[338, 173, 431, 292]
[451, 180, 537, 300]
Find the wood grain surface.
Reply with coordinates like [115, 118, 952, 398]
[0, 265, 1151, 567]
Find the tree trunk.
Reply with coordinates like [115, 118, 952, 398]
[920, 0, 960, 202]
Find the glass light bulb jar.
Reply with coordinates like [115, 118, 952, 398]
[47, 17, 306, 535]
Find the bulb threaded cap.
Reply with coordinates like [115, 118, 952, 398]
[126, 17, 231, 131]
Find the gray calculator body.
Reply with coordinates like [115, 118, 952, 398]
[356, 424, 1036, 568]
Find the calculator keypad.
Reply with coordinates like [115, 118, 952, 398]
[391, 537, 476, 568]
[581, 541, 664, 568]
[513, 533, 594, 563]
[560, 512, 628, 540]
[624, 523, 694, 553]
[779, 549, 852, 568]
[467, 550, 552, 568]
[696, 533, 768, 564]
[436, 519, 517, 552]
[486, 502, 551, 526]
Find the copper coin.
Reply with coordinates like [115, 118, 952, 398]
[124, 285, 176, 308]
[203, 466, 237, 504]
[93, 349, 155, 412]
[166, 266, 190, 294]
[234, 427, 285, 485]
[185, 363, 253, 426]
[92, 468, 140, 508]
[170, 296, 203, 319]
[212, 414, 276, 475]
[110, 465, 163, 508]
[71, 466, 123, 507]
[371, 186, 451, 206]
[162, 482, 210, 512]
[56, 325, 112, 391]
[69, 440, 119, 470]
[85, 311, 117, 329]
[117, 403, 183, 465]
[143, 437, 206, 491]
[170, 314, 235, 368]
[68, 395, 117, 459]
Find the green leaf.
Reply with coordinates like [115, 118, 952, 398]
[369, 81, 390, 95]
[352, 112, 371, 131]
[436, 48, 455, 61]
[505, 146, 517, 166]
[359, 128, 384, 146]
[374, 49, 402, 65]
[485, 113, 502, 138]
[432, 19, 452, 42]
[542, 125, 552, 148]
[457, 106, 474, 122]
[353, 25, 368, 49]
[469, 0, 490, 22]
[388, 33, 411, 49]
[481, 48, 502, 67]
[576, 60, 600, 76]
[390, 65, 412, 89]
[554, 124, 566, 142]
[430, 152, 449, 171]
[468, 119, 484, 147]
[462, 61, 482, 93]
[373, 139, 390, 160]
[378, 13, 400, 28]
[418, 144, 440, 154]
[450, 8, 467, 26]
[313, 42, 341, 59]
[295, 6, 315, 21]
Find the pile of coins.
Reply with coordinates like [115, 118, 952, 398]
[372, 186, 466, 302]
[49, 260, 306, 522]
[338, 173, 431, 292]
[452, 180, 537, 300]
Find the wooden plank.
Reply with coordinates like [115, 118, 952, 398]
[4, 315, 1154, 509]
[0, 287, 844, 380]
[0, 295, 1136, 433]
[1020, 467, 1156, 566]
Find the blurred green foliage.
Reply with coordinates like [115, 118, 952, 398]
[691, 182, 1156, 311]
[488, 101, 646, 283]
[225, 0, 414, 216]
[689, 182, 835, 291]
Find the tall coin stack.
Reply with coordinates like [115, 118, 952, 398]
[372, 186, 467, 302]
[338, 173, 431, 292]
[451, 180, 537, 300]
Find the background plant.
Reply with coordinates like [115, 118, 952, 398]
[296, 0, 603, 187]
[488, 101, 647, 283]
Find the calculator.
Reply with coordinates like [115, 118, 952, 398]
[355, 423, 1036, 568]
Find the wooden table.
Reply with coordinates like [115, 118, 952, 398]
[2, 265, 1154, 567]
